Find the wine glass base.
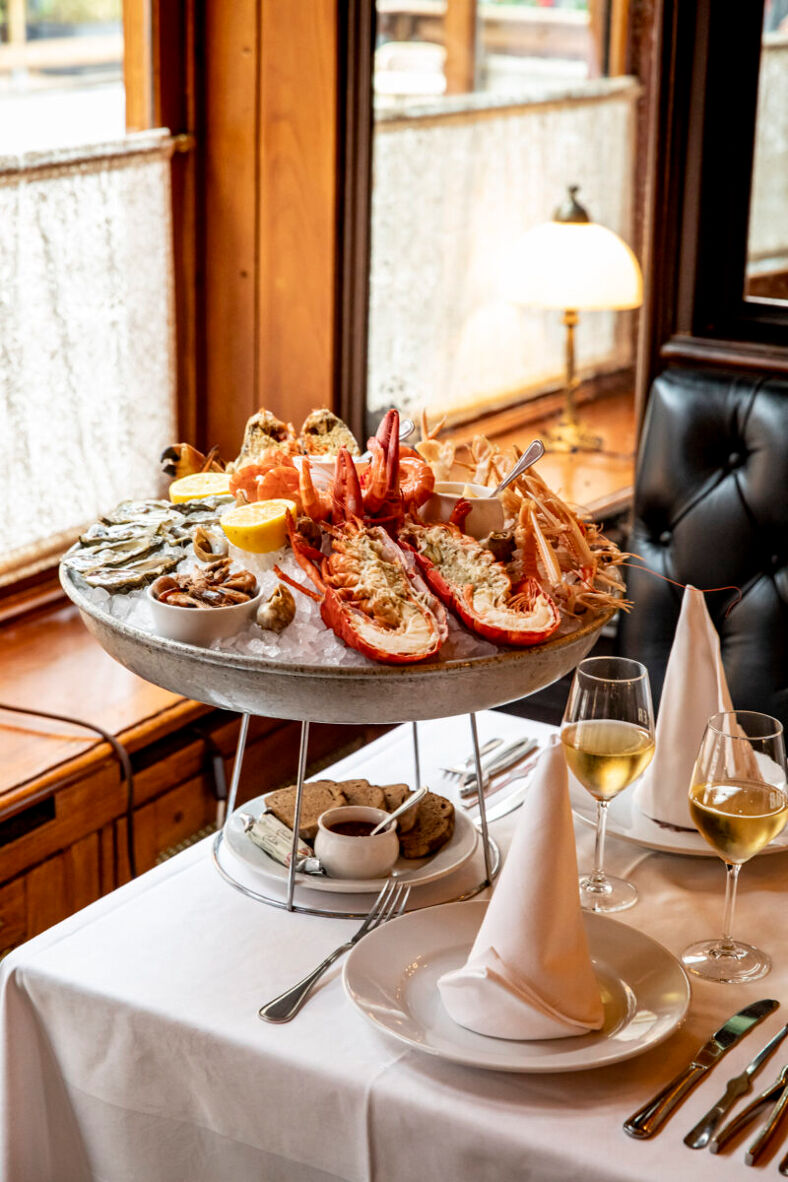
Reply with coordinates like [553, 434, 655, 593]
[681, 939, 772, 984]
[578, 873, 638, 913]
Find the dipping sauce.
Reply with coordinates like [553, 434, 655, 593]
[326, 820, 378, 837]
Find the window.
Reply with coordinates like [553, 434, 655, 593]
[0, 0, 125, 153]
[0, 1, 184, 590]
[364, 0, 641, 432]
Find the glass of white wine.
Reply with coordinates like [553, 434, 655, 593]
[683, 710, 787, 983]
[561, 656, 655, 912]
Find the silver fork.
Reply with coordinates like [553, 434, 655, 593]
[258, 880, 411, 1023]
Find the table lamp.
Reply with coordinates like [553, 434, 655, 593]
[508, 186, 643, 452]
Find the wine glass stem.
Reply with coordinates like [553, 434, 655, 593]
[591, 800, 609, 884]
[720, 862, 741, 952]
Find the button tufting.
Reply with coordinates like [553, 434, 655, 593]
[772, 554, 781, 569]
[727, 452, 742, 468]
[659, 530, 672, 545]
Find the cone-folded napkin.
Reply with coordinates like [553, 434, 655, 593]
[634, 586, 733, 829]
[437, 741, 604, 1040]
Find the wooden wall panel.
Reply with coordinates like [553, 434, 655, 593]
[203, 0, 261, 457]
[257, 0, 338, 430]
[202, 0, 339, 460]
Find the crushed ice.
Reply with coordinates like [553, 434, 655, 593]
[75, 543, 580, 667]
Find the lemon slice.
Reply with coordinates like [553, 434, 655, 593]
[169, 472, 232, 502]
[220, 499, 297, 553]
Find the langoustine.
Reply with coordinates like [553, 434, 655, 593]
[298, 409, 434, 531]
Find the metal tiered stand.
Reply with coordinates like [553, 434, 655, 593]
[61, 566, 614, 919]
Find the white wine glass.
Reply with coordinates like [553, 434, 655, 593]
[683, 710, 787, 983]
[561, 656, 655, 912]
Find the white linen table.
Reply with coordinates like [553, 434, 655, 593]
[3, 711, 788, 1182]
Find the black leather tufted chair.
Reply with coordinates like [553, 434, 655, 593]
[617, 367, 788, 727]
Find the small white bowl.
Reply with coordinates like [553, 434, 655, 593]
[314, 806, 400, 880]
[419, 481, 505, 539]
[292, 454, 368, 491]
[147, 582, 263, 646]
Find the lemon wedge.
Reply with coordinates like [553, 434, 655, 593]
[220, 500, 297, 553]
[169, 472, 232, 502]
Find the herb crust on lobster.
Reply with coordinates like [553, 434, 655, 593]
[277, 515, 449, 665]
[399, 520, 560, 647]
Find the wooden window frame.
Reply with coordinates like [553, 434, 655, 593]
[639, 0, 788, 406]
[336, 0, 650, 441]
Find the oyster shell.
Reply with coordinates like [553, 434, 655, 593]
[102, 500, 182, 528]
[63, 535, 164, 572]
[80, 550, 181, 592]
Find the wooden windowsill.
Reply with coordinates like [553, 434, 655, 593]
[0, 602, 210, 814]
[450, 386, 637, 519]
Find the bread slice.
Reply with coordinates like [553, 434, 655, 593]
[339, 779, 386, 810]
[382, 783, 417, 833]
[265, 780, 347, 841]
[398, 792, 455, 859]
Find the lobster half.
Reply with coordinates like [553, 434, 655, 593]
[276, 515, 449, 665]
[399, 520, 560, 647]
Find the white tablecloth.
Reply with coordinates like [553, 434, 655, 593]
[2, 711, 787, 1182]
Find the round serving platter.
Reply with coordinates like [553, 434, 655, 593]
[60, 567, 615, 726]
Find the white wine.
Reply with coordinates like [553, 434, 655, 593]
[561, 719, 655, 801]
[689, 778, 788, 863]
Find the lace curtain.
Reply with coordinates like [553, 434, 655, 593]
[368, 80, 639, 422]
[0, 131, 176, 583]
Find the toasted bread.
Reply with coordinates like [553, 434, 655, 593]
[339, 780, 387, 810]
[265, 780, 347, 841]
[382, 783, 417, 833]
[398, 791, 455, 859]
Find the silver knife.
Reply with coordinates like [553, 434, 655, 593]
[684, 1021, 788, 1148]
[459, 739, 538, 795]
[623, 998, 779, 1139]
[471, 765, 541, 828]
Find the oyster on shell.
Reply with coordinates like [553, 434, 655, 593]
[79, 550, 181, 592]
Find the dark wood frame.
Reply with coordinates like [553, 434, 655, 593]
[334, 0, 376, 443]
[638, 0, 788, 410]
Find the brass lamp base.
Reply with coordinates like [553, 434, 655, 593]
[544, 414, 603, 454]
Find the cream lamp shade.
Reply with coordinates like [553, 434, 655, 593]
[505, 188, 643, 311]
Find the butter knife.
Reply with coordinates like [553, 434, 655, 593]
[684, 1021, 788, 1148]
[623, 998, 779, 1139]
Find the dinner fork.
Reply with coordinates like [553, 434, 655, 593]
[258, 880, 411, 1023]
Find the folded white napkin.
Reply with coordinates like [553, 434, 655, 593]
[634, 586, 734, 829]
[438, 741, 604, 1040]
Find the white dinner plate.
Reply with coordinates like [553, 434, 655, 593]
[569, 779, 788, 859]
[225, 794, 478, 894]
[343, 901, 689, 1072]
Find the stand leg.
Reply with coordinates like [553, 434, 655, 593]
[286, 720, 311, 911]
[223, 713, 250, 826]
[469, 713, 493, 886]
[411, 721, 421, 787]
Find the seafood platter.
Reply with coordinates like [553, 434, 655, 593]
[60, 408, 626, 726]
